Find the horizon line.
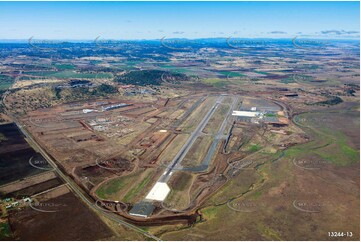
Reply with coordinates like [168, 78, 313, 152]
[0, 37, 359, 43]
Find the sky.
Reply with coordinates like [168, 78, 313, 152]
[0, 1, 359, 40]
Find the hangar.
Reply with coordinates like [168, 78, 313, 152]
[231, 110, 261, 117]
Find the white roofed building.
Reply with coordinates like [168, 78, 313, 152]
[145, 182, 170, 201]
[232, 111, 261, 117]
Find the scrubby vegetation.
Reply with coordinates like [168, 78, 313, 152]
[115, 70, 188, 86]
[0, 75, 14, 90]
[316, 96, 343, 106]
[95, 84, 118, 94]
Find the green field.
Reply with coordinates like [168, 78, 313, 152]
[203, 104, 230, 134]
[123, 171, 153, 203]
[96, 172, 141, 200]
[54, 63, 75, 70]
[0, 220, 12, 240]
[96, 169, 154, 202]
[218, 71, 245, 77]
[248, 144, 261, 152]
[159, 65, 189, 73]
[280, 77, 297, 84]
[0, 75, 14, 90]
[202, 78, 228, 88]
[290, 111, 359, 166]
[254, 71, 269, 75]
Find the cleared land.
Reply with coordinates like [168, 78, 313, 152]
[9, 188, 113, 240]
[181, 136, 213, 168]
[159, 105, 360, 240]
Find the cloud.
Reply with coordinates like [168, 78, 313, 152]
[346, 31, 360, 34]
[172, 31, 184, 34]
[320, 30, 359, 35]
[268, 31, 287, 34]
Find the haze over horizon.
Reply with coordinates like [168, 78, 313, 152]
[0, 1, 359, 40]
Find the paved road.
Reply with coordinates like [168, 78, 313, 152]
[159, 95, 224, 183]
[14, 122, 161, 241]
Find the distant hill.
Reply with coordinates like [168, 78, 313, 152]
[115, 70, 188, 86]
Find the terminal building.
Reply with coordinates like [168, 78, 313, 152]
[231, 110, 261, 117]
[232, 107, 263, 124]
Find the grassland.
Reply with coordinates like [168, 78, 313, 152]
[248, 144, 261, 152]
[162, 151, 359, 240]
[0, 75, 14, 90]
[181, 136, 213, 168]
[202, 78, 228, 88]
[290, 111, 359, 166]
[160, 107, 359, 240]
[179, 96, 218, 132]
[254, 70, 269, 75]
[53, 63, 75, 70]
[164, 171, 195, 210]
[218, 71, 245, 77]
[158, 65, 189, 73]
[96, 169, 155, 201]
[123, 170, 154, 203]
[280, 77, 297, 84]
[203, 104, 229, 134]
[0, 219, 12, 240]
[158, 134, 190, 165]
